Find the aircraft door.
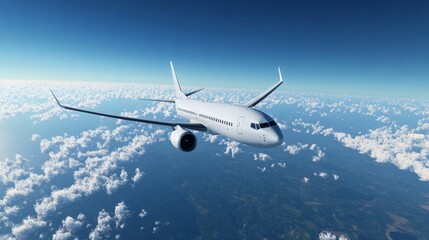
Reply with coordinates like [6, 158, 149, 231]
[237, 116, 245, 135]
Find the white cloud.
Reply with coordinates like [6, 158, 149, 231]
[151, 220, 169, 234]
[105, 173, 127, 195]
[303, 177, 310, 183]
[114, 201, 130, 229]
[52, 214, 84, 240]
[52, 230, 72, 240]
[221, 140, 242, 158]
[294, 118, 429, 181]
[332, 125, 429, 181]
[0, 154, 29, 186]
[277, 121, 287, 130]
[33, 126, 165, 219]
[203, 134, 218, 143]
[132, 168, 144, 183]
[312, 148, 325, 162]
[139, 209, 147, 218]
[319, 230, 337, 240]
[89, 209, 113, 240]
[376, 115, 390, 123]
[253, 153, 271, 161]
[30, 134, 41, 142]
[284, 145, 300, 155]
[11, 216, 47, 239]
[319, 230, 349, 240]
[318, 172, 328, 178]
[284, 143, 308, 155]
[333, 174, 340, 181]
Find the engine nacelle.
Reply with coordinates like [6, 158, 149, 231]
[170, 127, 197, 152]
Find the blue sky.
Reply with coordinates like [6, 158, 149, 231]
[0, 0, 428, 99]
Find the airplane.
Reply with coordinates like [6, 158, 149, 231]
[51, 61, 284, 152]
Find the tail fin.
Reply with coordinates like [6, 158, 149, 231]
[170, 61, 187, 99]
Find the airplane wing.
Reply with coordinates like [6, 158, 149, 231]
[244, 67, 284, 108]
[50, 90, 207, 132]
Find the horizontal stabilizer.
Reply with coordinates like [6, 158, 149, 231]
[185, 88, 203, 97]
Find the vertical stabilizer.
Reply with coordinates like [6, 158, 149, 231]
[170, 61, 187, 99]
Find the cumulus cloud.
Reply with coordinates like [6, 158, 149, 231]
[34, 127, 165, 219]
[105, 170, 128, 195]
[318, 172, 328, 178]
[332, 124, 429, 181]
[52, 214, 85, 240]
[284, 145, 300, 155]
[203, 133, 218, 143]
[319, 230, 349, 240]
[303, 177, 310, 183]
[132, 168, 144, 183]
[284, 143, 308, 155]
[319, 230, 336, 240]
[139, 209, 147, 218]
[253, 153, 271, 161]
[221, 140, 242, 158]
[114, 201, 130, 229]
[30, 134, 41, 142]
[11, 216, 47, 239]
[89, 209, 113, 240]
[0, 154, 29, 186]
[293, 117, 429, 181]
[312, 148, 325, 162]
[333, 174, 340, 181]
[151, 220, 170, 234]
[376, 115, 390, 123]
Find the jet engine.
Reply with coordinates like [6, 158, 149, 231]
[170, 126, 197, 152]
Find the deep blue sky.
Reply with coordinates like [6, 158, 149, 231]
[1, 0, 428, 99]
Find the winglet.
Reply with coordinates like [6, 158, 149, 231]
[278, 66, 284, 82]
[50, 89, 62, 107]
[243, 66, 284, 108]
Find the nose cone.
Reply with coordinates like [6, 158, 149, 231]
[267, 127, 283, 146]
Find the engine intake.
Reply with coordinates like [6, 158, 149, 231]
[170, 126, 197, 152]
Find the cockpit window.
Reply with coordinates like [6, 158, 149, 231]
[253, 120, 277, 129]
[250, 123, 260, 130]
[251, 121, 277, 130]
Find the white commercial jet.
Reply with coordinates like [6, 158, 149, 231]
[51, 62, 284, 152]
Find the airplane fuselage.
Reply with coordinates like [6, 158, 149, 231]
[176, 99, 283, 147]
